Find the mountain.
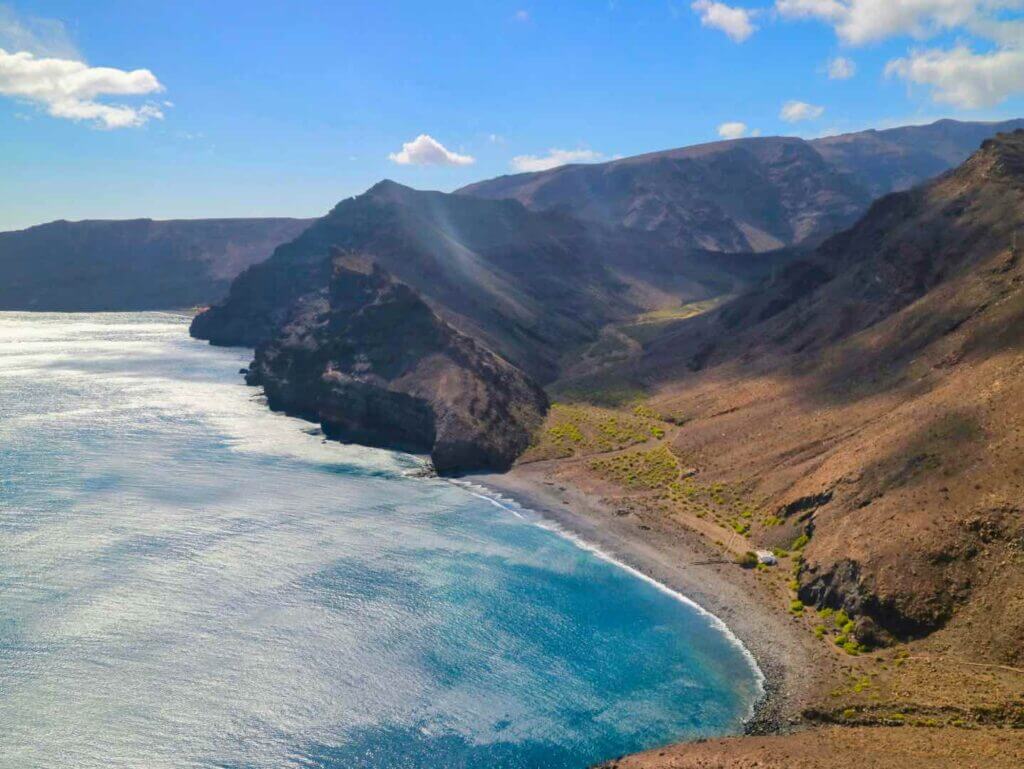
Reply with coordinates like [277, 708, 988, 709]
[461, 137, 870, 253]
[813, 117, 1024, 197]
[0, 217, 312, 311]
[191, 180, 750, 384]
[245, 251, 548, 473]
[594, 129, 1024, 660]
[459, 118, 1024, 254]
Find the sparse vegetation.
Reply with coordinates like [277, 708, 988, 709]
[589, 444, 680, 490]
[737, 551, 759, 568]
[523, 403, 670, 461]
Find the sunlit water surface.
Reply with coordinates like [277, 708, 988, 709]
[0, 312, 762, 769]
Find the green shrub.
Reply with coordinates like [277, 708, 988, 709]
[790, 599, 805, 613]
[791, 533, 810, 550]
[736, 551, 758, 568]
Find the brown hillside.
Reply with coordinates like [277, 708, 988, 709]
[592, 130, 1024, 661]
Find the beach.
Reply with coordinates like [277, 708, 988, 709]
[470, 461, 835, 738]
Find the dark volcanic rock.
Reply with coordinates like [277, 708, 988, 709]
[246, 251, 548, 474]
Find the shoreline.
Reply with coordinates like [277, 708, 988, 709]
[465, 462, 829, 738]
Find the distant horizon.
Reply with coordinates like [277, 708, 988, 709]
[5, 115, 1022, 233]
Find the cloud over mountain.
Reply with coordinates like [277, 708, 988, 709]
[388, 134, 475, 166]
[780, 99, 825, 121]
[510, 148, 604, 172]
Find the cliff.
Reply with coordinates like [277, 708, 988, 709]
[245, 251, 548, 474]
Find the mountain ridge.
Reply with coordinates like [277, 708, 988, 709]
[459, 118, 1024, 254]
[0, 217, 313, 311]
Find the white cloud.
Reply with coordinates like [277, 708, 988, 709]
[510, 148, 604, 172]
[827, 55, 857, 78]
[776, 0, 1024, 107]
[775, 0, 1023, 45]
[717, 121, 749, 138]
[387, 134, 475, 166]
[780, 99, 826, 121]
[886, 44, 1024, 108]
[0, 47, 165, 128]
[691, 0, 758, 42]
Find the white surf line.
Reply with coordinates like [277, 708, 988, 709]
[446, 478, 767, 714]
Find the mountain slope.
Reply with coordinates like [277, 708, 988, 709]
[813, 117, 1024, 197]
[593, 130, 1024, 661]
[461, 137, 870, 253]
[459, 118, 1024, 254]
[191, 180, 747, 383]
[0, 218, 312, 310]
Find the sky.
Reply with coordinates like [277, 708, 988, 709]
[1, 1, 1022, 231]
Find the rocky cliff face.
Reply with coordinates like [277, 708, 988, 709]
[246, 251, 548, 474]
[459, 119, 1024, 255]
[0, 218, 311, 310]
[191, 180, 750, 383]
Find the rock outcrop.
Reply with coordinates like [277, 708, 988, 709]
[245, 251, 548, 474]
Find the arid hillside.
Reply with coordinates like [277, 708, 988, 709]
[514, 132, 1024, 767]
[568, 130, 1024, 663]
[460, 119, 1024, 254]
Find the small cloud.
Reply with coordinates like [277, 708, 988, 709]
[510, 148, 604, 173]
[827, 56, 856, 79]
[691, 0, 757, 43]
[388, 134, 475, 166]
[488, 133, 505, 144]
[0, 47, 165, 129]
[514, 10, 530, 22]
[717, 121, 749, 139]
[780, 99, 825, 122]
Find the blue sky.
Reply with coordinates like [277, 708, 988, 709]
[1, 0, 1022, 230]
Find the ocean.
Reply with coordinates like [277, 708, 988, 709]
[0, 312, 761, 769]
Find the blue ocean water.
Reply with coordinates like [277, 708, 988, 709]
[0, 312, 762, 769]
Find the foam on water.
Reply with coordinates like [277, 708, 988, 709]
[0, 312, 763, 769]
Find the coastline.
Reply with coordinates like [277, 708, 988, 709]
[465, 461, 831, 739]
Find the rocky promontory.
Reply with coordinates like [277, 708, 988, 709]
[244, 251, 548, 474]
